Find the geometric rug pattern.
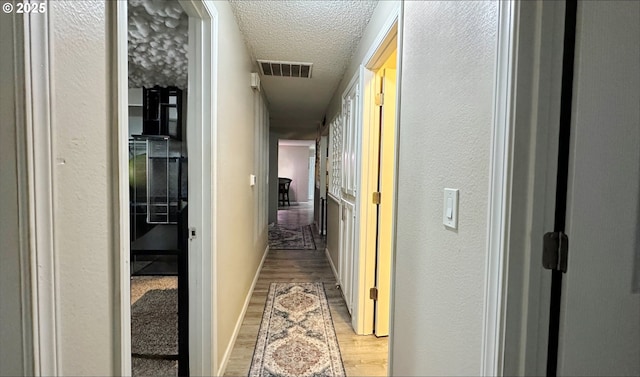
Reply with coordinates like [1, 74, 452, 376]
[268, 224, 316, 250]
[249, 282, 345, 377]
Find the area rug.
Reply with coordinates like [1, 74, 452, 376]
[268, 224, 316, 250]
[131, 288, 178, 357]
[249, 282, 345, 377]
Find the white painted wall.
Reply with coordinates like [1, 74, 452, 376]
[391, 2, 499, 375]
[0, 10, 31, 376]
[278, 145, 312, 203]
[211, 0, 269, 370]
[47, 1, 116, 374]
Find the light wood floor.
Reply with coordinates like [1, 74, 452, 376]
[223, 203, 388, 376]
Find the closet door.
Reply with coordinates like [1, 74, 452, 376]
[339, 79, 360, 315]
[549, 2, 640, 375]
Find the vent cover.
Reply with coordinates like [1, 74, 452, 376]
[258, 60, 313, 79]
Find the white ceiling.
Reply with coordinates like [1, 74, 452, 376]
[229, 0, 378, 138]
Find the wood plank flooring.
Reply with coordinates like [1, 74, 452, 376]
[223, 203, 388, 376]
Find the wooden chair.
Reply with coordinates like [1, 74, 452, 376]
[278, 177, 292, 206]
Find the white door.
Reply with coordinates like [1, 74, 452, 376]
[553, 2, 640, 375]
[339, 79, 360, 315]
[340, 200, 357, 314]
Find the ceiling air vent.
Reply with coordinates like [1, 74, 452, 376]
[258, 60, 313, 79]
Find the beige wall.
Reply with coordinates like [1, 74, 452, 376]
[391, 2, 499, 375]
[0, 9, 31, 376]
[211, 0, 269, 369]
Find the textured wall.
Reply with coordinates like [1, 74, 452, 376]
[391, 2, 498, 375]
[49, 1, 116, 374]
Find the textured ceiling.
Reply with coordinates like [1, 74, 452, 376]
[229, 0, 378, 137]
[128, 0, 188, 89]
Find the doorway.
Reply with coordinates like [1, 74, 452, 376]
[116, 1, 216, 375]
[277, 139, 316, 206]
[370, 49, 397, 337]
[502, 1, 640, 375]
[357, 22, 399, 338]
[126, 2, 190, 375]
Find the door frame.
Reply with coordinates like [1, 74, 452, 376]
[500, 1, 567, 375]
[352, 4, 400, 337]
[359, 21, 399, 338]
[21, 7, 59, 376]
[114, 1, 218, 375]
[480, 1, 519, 374]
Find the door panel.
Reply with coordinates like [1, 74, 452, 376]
[374, 67, 397, 337]
[557, 2, 640, 375]
[340, 200, 357, 314]
[339, 79, 360, 316]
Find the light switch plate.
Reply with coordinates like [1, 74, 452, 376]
[250, 174, 256, 186]
[443, 188, 459, 229]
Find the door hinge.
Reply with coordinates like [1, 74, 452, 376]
[369, 287, 378, 300]
[375, 92, 384, 106]
[372, 191, 381, 205]
[542, 231, 569, 272]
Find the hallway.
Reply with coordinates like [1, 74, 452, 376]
[223, 204, 388, 376]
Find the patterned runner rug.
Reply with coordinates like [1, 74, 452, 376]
[249, 282, 345, 377]
[268, 224, 316, 250]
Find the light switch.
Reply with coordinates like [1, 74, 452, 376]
[250, 174, 256, 186]
[443, 188, 459, 229]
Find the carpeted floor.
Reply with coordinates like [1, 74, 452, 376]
[268, 224, 316, 250]
[249, 282, 345, 377]
[131, 277, 178, 377]
[131, 289, 178, 356]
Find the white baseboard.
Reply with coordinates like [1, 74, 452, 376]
[217, 245, 269, 376]
[325, 247, 339, 284]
